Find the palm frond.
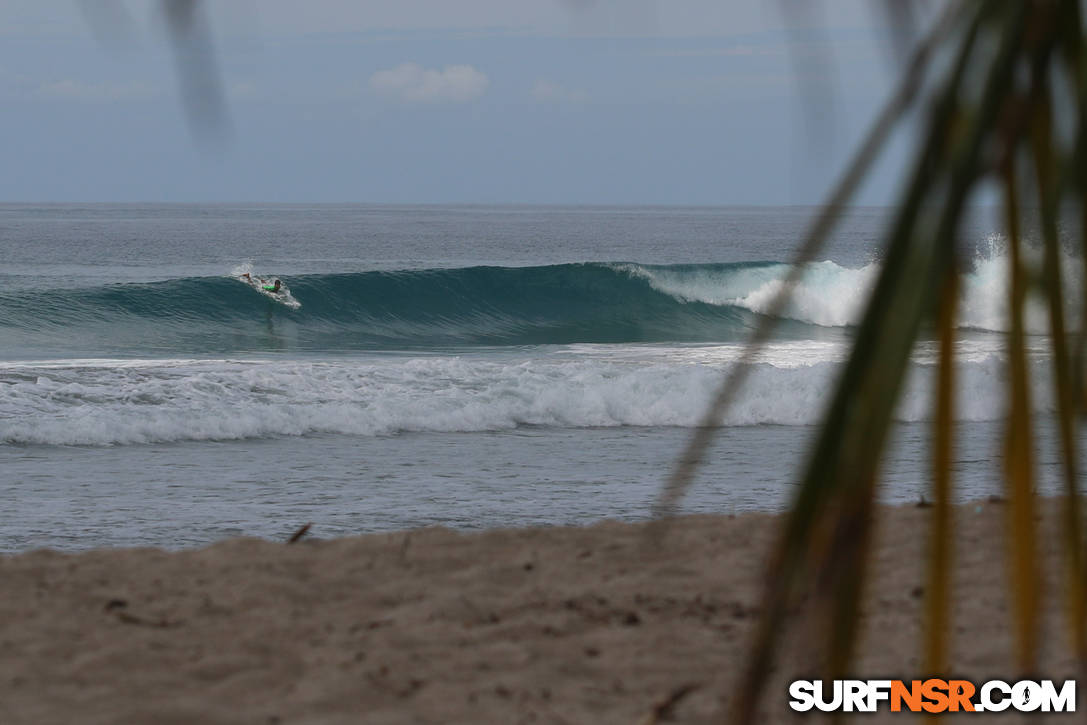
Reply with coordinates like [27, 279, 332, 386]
[650, 0, 1087, 718]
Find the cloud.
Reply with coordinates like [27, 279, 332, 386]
[650, 44, 780, 58]
[369, 63, 489, 104]
[227, 80, 260, 101]
[530, 79, 588, 104]
[34, 79, 156, 101]
[0, 66, 33, 96]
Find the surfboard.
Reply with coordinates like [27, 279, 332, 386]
[237, 274, 302, 310]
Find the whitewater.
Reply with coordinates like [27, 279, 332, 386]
[0, 345, 1054, 447]
[0, 204, 1075, 551]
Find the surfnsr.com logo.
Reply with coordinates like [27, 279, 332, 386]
[789, 679, 1076, 713]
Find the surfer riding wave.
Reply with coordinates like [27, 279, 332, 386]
[237, 269, 301, 309]
[243, 273, 281, 293]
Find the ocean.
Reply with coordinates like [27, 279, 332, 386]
[0, 204, 1074, 551]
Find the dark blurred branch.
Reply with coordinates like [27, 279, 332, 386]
[162, 0, 231, 145]
[654, 1, 960, 522]
[777, 0, 837, 145]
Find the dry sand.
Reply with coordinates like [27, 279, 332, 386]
[0, 498, 1081, 724]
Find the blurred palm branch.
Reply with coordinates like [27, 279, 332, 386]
[657, 0, 1087, 720]
[83, 0, 229, 143]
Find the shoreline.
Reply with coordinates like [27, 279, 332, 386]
[1, 496, 1080, 724]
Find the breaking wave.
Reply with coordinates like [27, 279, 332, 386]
[3, 249, 1074, 355]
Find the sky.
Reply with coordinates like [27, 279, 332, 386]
[0, 1, 921, 204]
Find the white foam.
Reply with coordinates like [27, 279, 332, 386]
[0, 349, 1049, 446]
[631, 260, 877, 326]
[630, 241, 1084, 333]
[728, 261, 880, 327]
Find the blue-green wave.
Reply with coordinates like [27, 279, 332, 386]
[1, 262, 845, 355]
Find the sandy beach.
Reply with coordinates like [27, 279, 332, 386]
[0, 497, 1080, 724]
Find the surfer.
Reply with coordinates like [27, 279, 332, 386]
[242, 271, 281, 293]
[237, 271, 297, 307]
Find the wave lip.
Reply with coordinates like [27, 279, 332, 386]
[629, 260, 880, 328]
